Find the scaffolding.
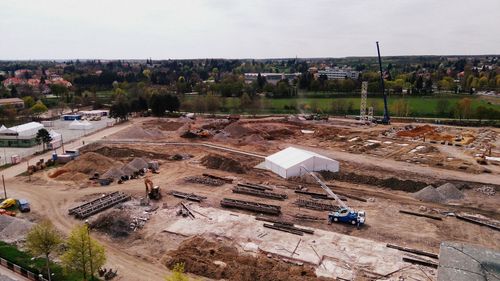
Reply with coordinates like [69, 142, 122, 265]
[360, 81, 368, 121]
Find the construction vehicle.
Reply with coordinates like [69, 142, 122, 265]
[144, 178, 161, 200]
[301, 166, 365, 228]
[16, 199, 30, 212]
[0, 198, 16, 209]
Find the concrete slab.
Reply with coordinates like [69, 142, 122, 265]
[162, 205, 436, 280]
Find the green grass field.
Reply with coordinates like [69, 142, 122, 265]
[183, 94, 500, 117]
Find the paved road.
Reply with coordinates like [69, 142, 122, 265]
[0, 267, 30, 281]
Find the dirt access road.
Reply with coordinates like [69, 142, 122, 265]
[287, 143, 500, 186]
[3, 118, 170, 281]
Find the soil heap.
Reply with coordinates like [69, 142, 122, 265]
[165, 236, 331, 281]
[201, 154, 247, 174]
[91, 210, 131, 238]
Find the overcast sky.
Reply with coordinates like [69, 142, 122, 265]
[1, 0, 499, 60]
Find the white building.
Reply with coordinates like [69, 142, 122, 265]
[264, 147, 339, 179]
[244, 73, 301, 85]
[317, 67, 359, 80]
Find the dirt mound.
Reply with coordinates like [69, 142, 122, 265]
[62, 152, 118, 175]
[262, 127, 295, 140]
[111, 126, 165, 140]
[413, 185, 445, 203]
[145, 120, 184, 131]
[92, 146, 168, 159]
[320, 171, 428, 192]
[397, 125, 435, 138]
[91, 210, 131, 238]
[224, 122, 255, 138]
[437, 183, 464, 200]
[165, 236, 329, 281]
[56, 172, 88, 182]
[201, 154, 247, 174]
[49, 168, 69, 178]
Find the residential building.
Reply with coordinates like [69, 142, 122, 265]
[0, 122, 44, 147]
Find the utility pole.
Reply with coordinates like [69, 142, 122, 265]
[2, 175, 6, 198]
[376, 41, 390, 124]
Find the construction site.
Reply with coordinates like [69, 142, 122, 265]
[1, 111, 499, 281]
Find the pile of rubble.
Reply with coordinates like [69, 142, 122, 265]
[184, 175, 226, 186]
[475, 186, 496, 196]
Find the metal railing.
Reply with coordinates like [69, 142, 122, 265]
[0, 256, 49, 281]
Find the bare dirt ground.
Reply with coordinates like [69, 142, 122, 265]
[5, 116, 500, 281]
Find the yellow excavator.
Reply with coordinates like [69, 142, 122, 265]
[144, 178, 162, 200]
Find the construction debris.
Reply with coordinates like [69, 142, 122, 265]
[456, 214, 500, 231]
[475, 186, 496, 196]
[399, 210, 443, 221]
[220, 198, 281, 215]
[232, 186, 287, 200]
[202, 173, 233, 183]
[169, 191, 207, 202]
[292, 214, 324, 221]
[293, 199, 339, 211]
[184, 175, 226, 186]
[68, 192, 131, 219]
[386, 243, 439, 259]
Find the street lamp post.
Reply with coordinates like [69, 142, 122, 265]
[85, 220, 94, 281]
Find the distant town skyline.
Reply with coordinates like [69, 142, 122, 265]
[1, 0, 499, 60]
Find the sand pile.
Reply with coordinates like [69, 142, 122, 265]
[55, 172, 88, 182]
[201, 154, 247, 174]
[63, 152, 118, 175]
[413, 186, 445, 203]
[0, 216, 34, 243]
[111, 126, 165, 140]
[91, 210, 131, 238]
[437, 183, 464, 200]
[165, 236, 329, 281]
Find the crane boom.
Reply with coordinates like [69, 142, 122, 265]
[300, 165, 349, 210]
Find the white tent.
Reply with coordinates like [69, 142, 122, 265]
[264, 147, 339, 179]
[48, 130, 62, 149]
[3, 122, 44, 136]
[69, 120, 92, 130]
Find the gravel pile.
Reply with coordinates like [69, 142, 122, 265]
[413, 185, 445, 203]
[102, 167, 126, 179]
[437, 183, 464, 200]
[0, 216, 34, 243]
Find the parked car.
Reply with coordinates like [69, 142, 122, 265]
[16, 199, 30, 212]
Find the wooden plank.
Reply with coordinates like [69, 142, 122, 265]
[456, 215, 500, 231]
[263, 223, 303, 236]
[387, 244, 439, 259]
[402, 257, 438, 268]
[399, 210, 443, 221]
[255, 216, 294, 226]
[233, 186, 287, 200]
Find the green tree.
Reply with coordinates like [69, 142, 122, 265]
[26, 220, 63, 281]
[435, 99, 450, 117]
[239, 93, 252, 112]
[36, 128, 53, 151]
[109, 100, 131, 121]
[165, 263, 189, 281]
[61, 225, 106, 281]
[149, 94, 181, 117]
[31, 101, 48, 117]
[22, 96, 35, 108]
